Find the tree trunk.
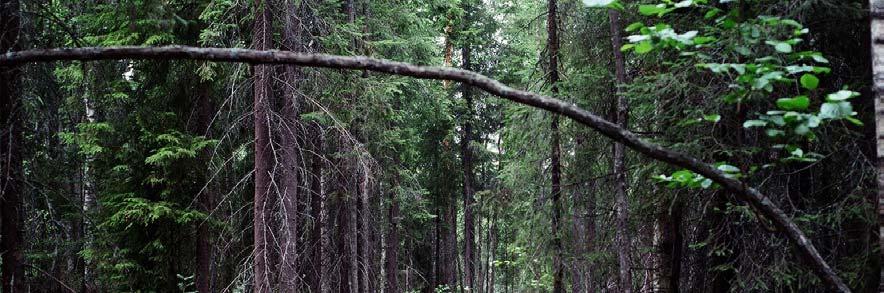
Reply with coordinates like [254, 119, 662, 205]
[385, 95, 402, 292]
[78, 63, 100, 293]
[0, 0, 24, 291]
[385, 169, 401, 293]
[546, 0, 564, 292]
[192, 81, 216, 293]
[305, 121, 325, 292]
[251, 0, 274, 291]
[608, 8, 633, 293]
[655, 201, 682, 293]
[278, 0, 306, 290]
[461, 42, 477, 293]
[871, 1, 884, 291]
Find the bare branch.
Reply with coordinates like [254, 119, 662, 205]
[0, 45, 850, 292]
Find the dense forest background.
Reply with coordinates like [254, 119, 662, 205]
[0, 0, 879, 292]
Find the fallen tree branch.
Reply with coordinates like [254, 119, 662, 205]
[0, 46, 851, 292]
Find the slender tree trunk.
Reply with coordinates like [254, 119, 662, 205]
[252, 0, 274, 291]
[461, 43, 477, 293]
[384, 171, 401, 293]
[306, 121, 324, 292]
[608, 8, 634, 293]
[871, 2, 884, 291]
[335, 180, 354, 293]
[192, 81, 216, 293]
[444, 195, 458, 289]
[570, 179, 597, 292]
[78, 63, 100, 293]
[0, 0, 24, 291]
[546, 0, 564, 291]
[385, 96, 402, 292]
[432, 207, 440, 290]
[278, 0, 306, 290]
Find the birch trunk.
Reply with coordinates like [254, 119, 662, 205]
[870, 1, 884, 291]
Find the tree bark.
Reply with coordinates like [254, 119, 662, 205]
[251, 0, 274, 291]
[306, 121, 324, 292]
[0, 45, 853, 292]
[79, 63, 99, 293]
[654, 201, 682, 293]
[0, 0, 24, 291]
[191, 81, 216, 293]
[461, 41, 477, 293]
[608, 9, 634, 293]
[871, 2, 884, 292]
[278, 0, 306, 290]
[546, 0, 564, 292]
[385, 160, 401, 293]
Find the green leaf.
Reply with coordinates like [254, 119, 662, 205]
[638, 5, 666, 16]
[743, 120, 768, 128]
[703, 114, 721, 123]
[625, 22, 644, 32]
[704, 8, 722, 19]
[717, 164, 740, 173]
[581, 0, 616, 7]
[693, 36, 716, 45]
[766, 129, 786, 137]
[811, 54, 829, 63]
[700, 178, 713, 189]
[766, 40, 792, 53]
[826, 90, 858, 102]
[799, 74, 819, 90]
[776, 96, 810, 111]
[819, 101, 853, 119]
[635, 41, 654, 54]
[781, 19, 803, 28]
[845, 116, 864, 126]
[620, 43, 635, 52]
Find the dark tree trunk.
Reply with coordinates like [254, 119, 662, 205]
[385, 96, 402, 292]
[306, 121, 324, 292]
[608, 8, 634, 293]
[461, 43, 477, 293]
[251, 0, 274, 291]
[385, 171, 401, 293]
[191, 81, 216, 293]
[278, 0, 306, 290]
[0, 0, 24, 291]
[656, 201, 683, 293]
[546, 0, 564, 292]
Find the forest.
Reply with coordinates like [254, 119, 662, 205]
[0, 0, 882, 292]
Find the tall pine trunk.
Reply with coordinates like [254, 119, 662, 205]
[385, 96, 402, 292]
[306, 120, 325, 292]
[608, 8, 633, 293]
[385, 169, 401, 293]
[192, 82, 216, 293]
[0, 0, 24, 291]
[546, 0, 564, 291]
[278, 0, 306, 289]
[251, 0, 274, 291]
[461, 40, 477, 293]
